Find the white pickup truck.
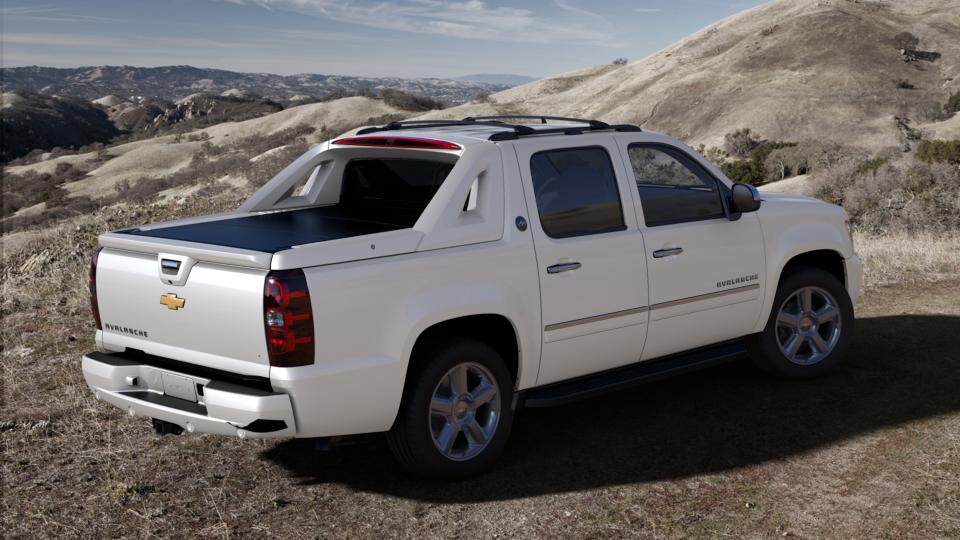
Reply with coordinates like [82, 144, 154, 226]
[83, 116, 861, 478]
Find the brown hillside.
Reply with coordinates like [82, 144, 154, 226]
[426, 0, 960, 151]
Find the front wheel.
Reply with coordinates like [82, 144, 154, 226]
[387, 339, 514, 479]
[747, 267, 854, 379]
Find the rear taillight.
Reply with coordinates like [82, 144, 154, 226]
[90, 247, 103, 330]
[263, 269, 315, 367]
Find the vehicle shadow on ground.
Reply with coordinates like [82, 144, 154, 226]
[263, 314, 960, 502]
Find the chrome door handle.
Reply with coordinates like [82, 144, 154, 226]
[653, 247, 683, 258]
[547, 262, 582, 274]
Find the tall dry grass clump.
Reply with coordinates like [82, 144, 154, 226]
[855, 231, 960, 288]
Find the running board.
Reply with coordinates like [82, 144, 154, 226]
[518, 341, 747, 408]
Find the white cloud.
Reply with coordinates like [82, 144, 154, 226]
[221, 0, 617, 45]
[0, 6, 123, 23]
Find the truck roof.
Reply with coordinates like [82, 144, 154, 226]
[343, 116, 645, 147]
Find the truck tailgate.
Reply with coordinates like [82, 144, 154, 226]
[96, 248, 271, 377]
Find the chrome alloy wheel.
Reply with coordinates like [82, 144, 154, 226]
[428, 362, 501, 461]
[776, 286, 843, 366]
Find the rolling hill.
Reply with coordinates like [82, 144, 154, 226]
[0, 91, 120, 162]
[426, 0, 960, 152]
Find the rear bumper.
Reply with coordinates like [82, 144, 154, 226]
[82, 352, 296, 438]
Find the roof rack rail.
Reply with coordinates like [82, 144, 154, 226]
[356, 119, 536, 137]
[462, 115, 609, 128]
[353, 116, 641, 142]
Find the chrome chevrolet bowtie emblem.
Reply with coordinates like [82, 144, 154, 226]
[160, 293, 186, 310]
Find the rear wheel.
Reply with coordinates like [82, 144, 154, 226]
[747, 267, 854, 379]
[387, 339, 514, 479]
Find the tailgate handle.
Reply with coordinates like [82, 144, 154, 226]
[157, 253, 197, 286]
[160, 259, 181, 274]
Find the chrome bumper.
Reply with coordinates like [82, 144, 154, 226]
[82, 352, 296, 438]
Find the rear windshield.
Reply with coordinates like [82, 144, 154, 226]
[342, 159, 454, 211]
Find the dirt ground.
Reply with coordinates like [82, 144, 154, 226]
[2, 278, 960, 539]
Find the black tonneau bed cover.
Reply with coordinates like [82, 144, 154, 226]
[123, 205, 418, 253]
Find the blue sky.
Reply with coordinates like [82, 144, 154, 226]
[2, 1, 767, 79]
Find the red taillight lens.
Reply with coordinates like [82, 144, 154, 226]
[90, 247, 103, 330]
[263, 269, 314, 367]
[332, 136, 461, 150]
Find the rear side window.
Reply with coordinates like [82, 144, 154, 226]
[629, 145, 725, 227]
[530, 147, 626, 238]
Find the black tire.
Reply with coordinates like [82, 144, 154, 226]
[747, 267, 854, 379]
[387, 338, 514, 479]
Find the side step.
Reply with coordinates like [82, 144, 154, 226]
[518, 341, 747, 408]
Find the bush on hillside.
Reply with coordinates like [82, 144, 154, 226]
[723, 128, 761, 159]
[763, 141, 864, 182]
[720, 139, 797, 185]
[893, 31, 920, 51]
[916, 139, 960, 164]
[612, 58, 628, 65]
[695, 144, 727, 168]
[813, 159, 960, 234]
[944, 92, 960, 115]
[721, 160, 765, 185]
[381, 89, 444, 112]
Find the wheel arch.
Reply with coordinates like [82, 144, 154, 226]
[752, 245, 851, 335]
[406, 314, 521, 387]
[777, 249, 846, 289]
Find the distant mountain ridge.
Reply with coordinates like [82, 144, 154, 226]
[1, 65, 511, 105]
[455, 74, 537, 86]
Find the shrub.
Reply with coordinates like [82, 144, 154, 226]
[185, 132, 211, 142]
[723, 128, 761, 159]
[53, 162, 85, 182]
[855, 156, 889, 175]
[916, 139, 960, 164]
[720, 139, 796, 185]
[472, 92, 492, 103]
[763, 141, 863, 182]
[895, 79, 915, 90]
[944, 92, 960, 115]
[813, 158, 960, 234]
[894, 31, 919, 51]
[612, 57, 628, 65]
[380, 89, 444, 112]
[695, 144, 727, 167]
[721, 159, 765, 185]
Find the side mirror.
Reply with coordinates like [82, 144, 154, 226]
[730, 183, 762, 213]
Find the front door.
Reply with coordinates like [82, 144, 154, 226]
[515, 135, 649, 386]
[619, 141, 766, 360]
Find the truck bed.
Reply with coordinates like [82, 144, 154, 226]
[122, 204, 419, 253]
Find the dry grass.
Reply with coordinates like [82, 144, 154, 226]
[3, 126, 960, 537]
[2, 190, 960, 537]
[856, 231, 960, 288]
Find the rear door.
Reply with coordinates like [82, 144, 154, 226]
[514, 135, 649, 386]
[617, 141, 765, 360]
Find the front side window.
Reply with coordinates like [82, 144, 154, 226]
[530, 147, 626, 238]
[629, 145, 725, 226]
